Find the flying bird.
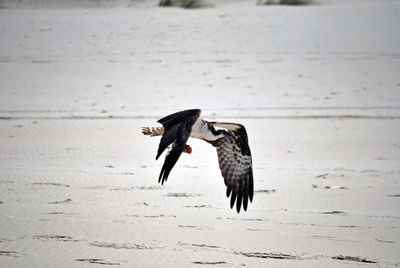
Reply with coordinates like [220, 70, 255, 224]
[142, 109, 254, 213]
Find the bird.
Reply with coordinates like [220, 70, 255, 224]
[142, 109, 254, 213]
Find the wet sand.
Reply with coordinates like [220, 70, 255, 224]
[1, 118, 399, 267]
[1, 0, 400, 267]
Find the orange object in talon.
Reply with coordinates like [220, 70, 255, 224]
[184, 145, 192, 154]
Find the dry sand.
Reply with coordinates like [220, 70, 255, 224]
[1, 0, 400, 267]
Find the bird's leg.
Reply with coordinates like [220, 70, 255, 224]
[165, 144, 192, 159]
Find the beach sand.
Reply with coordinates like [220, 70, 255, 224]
[1, 0, 399, 267]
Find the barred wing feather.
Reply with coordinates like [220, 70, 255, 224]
[209, 123, 254, 213]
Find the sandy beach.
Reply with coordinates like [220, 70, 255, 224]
[1, 0, 400, 267]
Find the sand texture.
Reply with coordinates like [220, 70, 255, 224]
[1, 0, 400, 267]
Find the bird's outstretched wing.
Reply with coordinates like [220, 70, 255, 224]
[208, 122, 254, 213]
[156, 109, 201, 184]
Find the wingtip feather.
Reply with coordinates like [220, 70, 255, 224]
[230, 191, 236, 209]
[249, 168, 254, 202]
[243, 194, 248, 211]
[226, 187, 232, 198]
[236, 198, 241, 213]
[236, 182, 243, 213]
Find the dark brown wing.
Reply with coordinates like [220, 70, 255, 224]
[156, 109, 201, 184]
[209, 123, 254, 213]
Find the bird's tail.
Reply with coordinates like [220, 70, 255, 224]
[142, 127, 164, 137]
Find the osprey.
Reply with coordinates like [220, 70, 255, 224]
[142, 109, 254, 213]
